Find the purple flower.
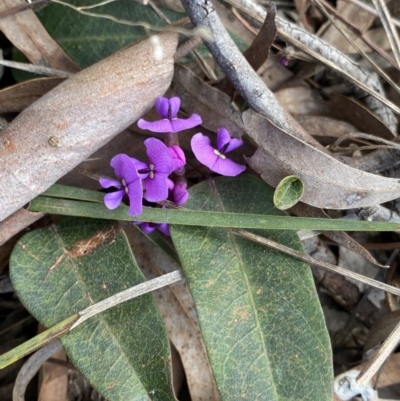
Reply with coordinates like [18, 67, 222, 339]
[191, 128, 246, 176]
[137, 97, 202, 133]
[140, 222, 171, 236]
[172, 180, 188, 205]
[99, 154, 143, 216]
[132, 137, 174, 202]
[169, 145, 186, 173]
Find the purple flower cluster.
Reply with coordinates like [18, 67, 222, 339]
[100, 96, 246, 235]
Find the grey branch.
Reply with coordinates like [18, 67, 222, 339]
[179, 0, 328, 153]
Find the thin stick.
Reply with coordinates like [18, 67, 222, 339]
[231, 229, 400, 294]
[0, 60, 73, 77]
[357, 320, 400, 386]
[71, 270, 184, 328]
[372, 0, 400, 69]
[0, 271, 184, 369]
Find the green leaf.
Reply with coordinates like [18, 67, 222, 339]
[170, 175, 333, 401]
[13, 0, 186, 81]
[35, 0, 185, 68]
[274, 175, 304, 210]
[10, 217, 176, 401]
[29, 194, 400, 231]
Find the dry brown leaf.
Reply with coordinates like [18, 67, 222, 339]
[0, 32, 178, 222]
[244, 109, 400, 209]
[0, 0, 80, 72]
[296, 115, 357, 140]
[275, 86, 394, 139]
[0, 77, 65, 114]
[123, 224, 220, 401]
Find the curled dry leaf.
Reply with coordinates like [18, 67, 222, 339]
[0, 32, 178, 222]
[0, 77, 65, 114]
[0, 0, 80, 73]
[244, 109, 400, 209]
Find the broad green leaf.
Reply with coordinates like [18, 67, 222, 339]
[170, 175, 333, 401]
[10, 217, 176, 401]
[274, 175, 304, 210]
[13, 0, 186, 81]
[36, 0, 185, 68]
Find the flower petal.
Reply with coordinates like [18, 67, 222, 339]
[216, 128, 231, 151]
[169, 145, 186, 172]
[210, 157, 246, 177]
[155, 97, 169, 119]
[110, 154, 134, 180]
[143, 173, 169, 202]
[173, 182, 189, 205]
[131, 159, 150, 179]
[103, 190, 124, 210]
[191, 133, 219, 170]
[127, 179, 143, 216]
[99, 178, 121, 189]
[169, 97, 181, 119]
[140, 222, 157, 234]
[137, 118, 173, 133]
[144, 137, 174, 175]
[171, 114, 202, 133]
[224, 137, 244, 153]
[158, 223, 170, 236]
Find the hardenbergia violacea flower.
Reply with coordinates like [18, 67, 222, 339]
[191, 128, 246, 176]
[138, 97, 202, 133]
[99, 154, 143, 216]
[132, 137, 174, 202]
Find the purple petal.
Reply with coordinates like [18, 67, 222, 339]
[217, 128, 243, 153]
[109, 154, 139, 185]
[210, 157, 247, 177]
[167, 178, 174, 191]
[224, 137, 244, 153]
[173, 182, 189, 205]
[99, 178, 121, 189]
[191, 133, 219, 170]
[141, 222, 157, 234]
[171, 114, 202, 133]
[137, 118, 173, 133]
[143, 173, 169, 202]
[155, 97, 169, 119]
[127, 179, 143, 216]
[144, 138, 173, 174]
[131, 159, 150, 179]
[216, 128, 231, 151]
[191, 133, 246, 176]
[168, 97, 181, 119]
[158, 223, 170, 236]
[103, 190, 124, 210]
[169, 145, 186, 172]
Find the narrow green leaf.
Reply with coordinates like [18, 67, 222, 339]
[42, 184, 104, 203]
[171, 175, 333, 401]
[10, 218, 176, 401]
[29, 195, 400, 231]
[274, 175, 304, 210]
